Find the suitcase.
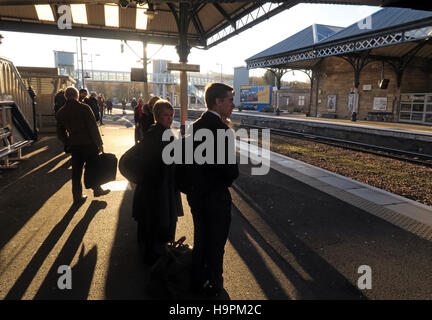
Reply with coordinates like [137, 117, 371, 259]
[84, 152, 118, 189]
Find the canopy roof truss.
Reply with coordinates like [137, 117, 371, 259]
[0, 1, 299, 49]
[246, 16, 432, 69]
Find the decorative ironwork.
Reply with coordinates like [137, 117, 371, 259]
[247, 23, 432, 69]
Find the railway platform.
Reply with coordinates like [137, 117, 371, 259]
[0, 109, 431, 301]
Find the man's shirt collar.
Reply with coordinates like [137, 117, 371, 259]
[207, 109, 221, 119]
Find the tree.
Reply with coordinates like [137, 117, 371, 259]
[266, 67, 290, 90]
[263, 70, 276, 86]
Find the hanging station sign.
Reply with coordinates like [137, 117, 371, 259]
[167, 63, 200, 72]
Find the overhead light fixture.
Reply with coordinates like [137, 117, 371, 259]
[71, 4, 88, 24]
[105, 3, 119, 27]
[118, 0, 130, 8]
[35, 4, 55, 21]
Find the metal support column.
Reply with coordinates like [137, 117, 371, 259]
[142, 41, 149, 103]
[175, 2, 192, 135]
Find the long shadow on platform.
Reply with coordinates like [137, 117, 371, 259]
[0, 136, 71, 253]
[33, 200, 106, 300]
[228, 212, 295, 299]
[104, 186, 150, 299]
[230, 165, 368, 300]
[104, 185, 223, 300]
[5, 200, 105, 300]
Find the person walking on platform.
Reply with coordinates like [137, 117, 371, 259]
[79, 89, 100, 122]
[131, 97, 137, 110]
[186, 82, 239, 298]
[54, 88, 66, 114]
[134, 96, 159, 144]
[121, 98, 127, 115]
[56, 87, 110, 205]
[132, 99, 183, 265]
[133, 98, 145, 144]
[106, 98, 113, 115]
[98, 93, 106, 125]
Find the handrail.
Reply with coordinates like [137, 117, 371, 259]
[0, 56, 35, 135]
[188, 84, 205, 105]
[70, 69, 234, 86]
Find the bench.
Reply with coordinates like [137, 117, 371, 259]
[0, 126, 32, 169]
[367, 112, 393, 122]
[321, 114, 337, 119]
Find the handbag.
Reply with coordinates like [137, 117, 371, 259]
[119, 135, 162, 184]
[119, 142, 145, 184]
[84, 152, 117, 188]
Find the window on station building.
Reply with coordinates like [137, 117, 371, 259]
[298, 96, 305, 106]
[104, 3, 119, 28]
[71, 4, 88, 24]
[35, 5, 55, 21]
[136, 4, 149, 30]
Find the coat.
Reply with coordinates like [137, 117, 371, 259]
[132, 123, 183, 242]
[82, 96, 100, 122]
[188, 111, 239, 195]
[56, 99, 103, 149]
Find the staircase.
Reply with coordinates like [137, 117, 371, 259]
[0, 56, 37, 168]
[188, 83, 205, 106]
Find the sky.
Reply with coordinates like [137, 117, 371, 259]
[0, 3, 381, 83]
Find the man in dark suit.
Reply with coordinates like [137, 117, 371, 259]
[187, 82, 239, 298]
[56, 87, 110, 205]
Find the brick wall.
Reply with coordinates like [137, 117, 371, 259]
[311, 56, 432, 121]
[272, 88, 310, 112]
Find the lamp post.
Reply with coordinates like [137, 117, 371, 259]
[84, 53, 100, 80]
[216, 62, 222, 82]
[80, 37, 86, 89]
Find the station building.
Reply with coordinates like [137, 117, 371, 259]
[246, 8, 432, 125]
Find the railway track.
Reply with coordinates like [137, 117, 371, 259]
[237, 123, 432, 168]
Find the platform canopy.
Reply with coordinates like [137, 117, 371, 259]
[246, 7, 432, 74]
[0, 0, 431, 54]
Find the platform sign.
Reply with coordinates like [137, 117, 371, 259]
[131, 68, 145, 82]
[373, 97, 387, 111]
[348, 93, 359, 113]
[240, 85, 271, 109]
[167, 63, 200, 72]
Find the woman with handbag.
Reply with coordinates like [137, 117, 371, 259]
[130, 99, 183, 266]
